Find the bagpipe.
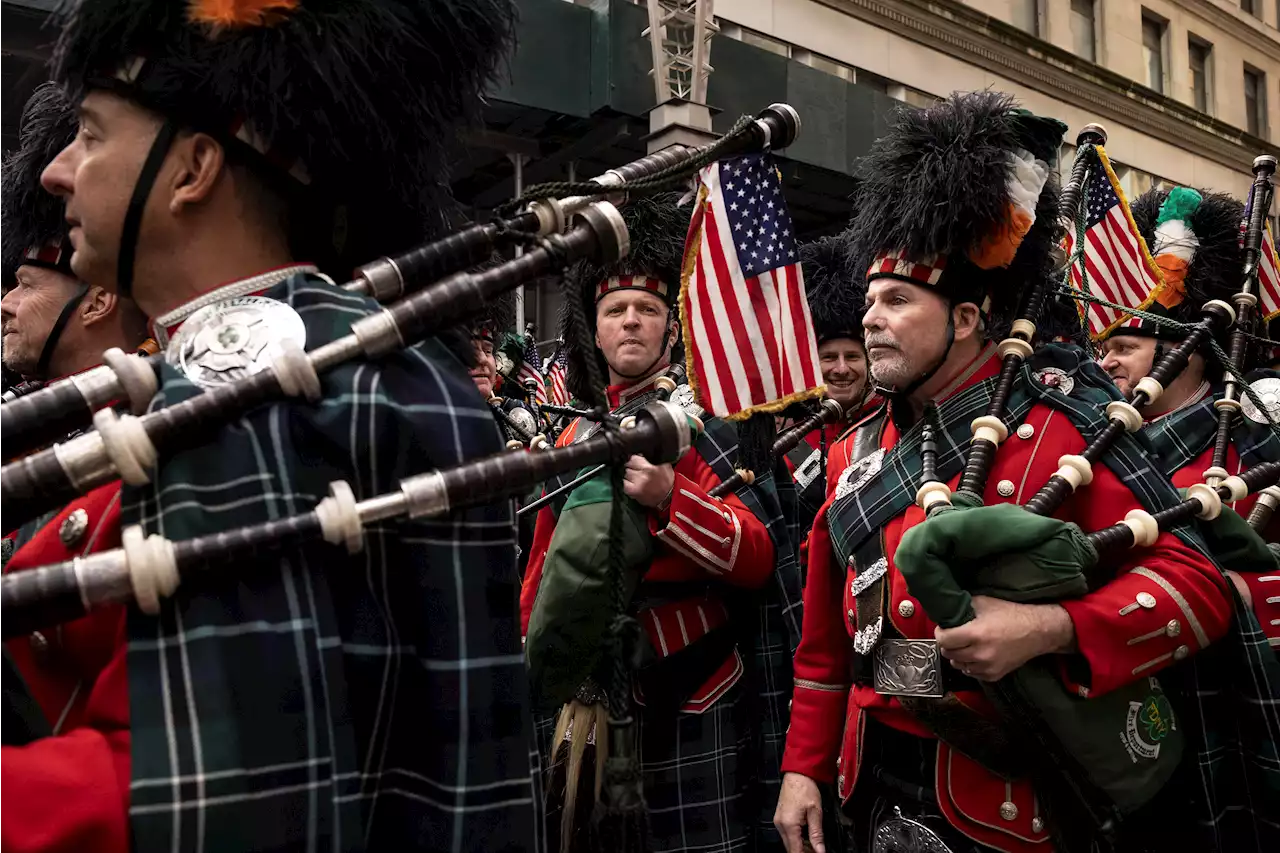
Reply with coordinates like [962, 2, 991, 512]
[0, 103, 800, 467]
[0, 100, 799, 615]
[706, 397, 846, 498]
[0, 104, 801, 537]
[1, 400, 696, 641]
[897, 127, 1280, 849]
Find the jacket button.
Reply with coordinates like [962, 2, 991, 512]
[1016, 423, 1035, 440]
[29, 631, 50, 662]
[1032, 817, 1045, 833]
[1137, 592, 1157, 609]
[1173, 644, 1190, 661]
[847, 608, 856, 626]
[59, 508, 89, 548]
[996, 479, 1015, 497]
[999, 801, 1018, 821]
[1165, 619, 1181, 637]
[897, 599, 916, 618]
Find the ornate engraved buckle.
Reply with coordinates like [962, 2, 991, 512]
[872, 639, 944, 698]
[872, 806, 955, 853]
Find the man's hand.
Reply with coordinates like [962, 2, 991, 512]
[622, 455, 675, 509]
[935, 596, 1076, 682]
[774, 772, 826, 853]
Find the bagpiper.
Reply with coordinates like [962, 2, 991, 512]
[782, 234, 876, 569]
[469, 291, 540, 447]
[775, 92, 1234, 853]
[3, 1, 536, 851]
[1099, 185, 1280, 646]
[521, 192, 800, 851]
[0, 82, 151, 767]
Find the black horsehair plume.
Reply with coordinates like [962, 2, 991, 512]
[559, 191, 689, 403]
[800, 233, 866, 343]
[845, 91, 1064, 324]
[49, 0, 517, 270]
[2, 83, 78, 283]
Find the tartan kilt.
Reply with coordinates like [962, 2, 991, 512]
[536, 679, 759, 853]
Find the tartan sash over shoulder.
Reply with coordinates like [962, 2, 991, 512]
[1142, 371, 1280, 476]
[122, 275, 537, 852]
[826, 343, 1280, 851]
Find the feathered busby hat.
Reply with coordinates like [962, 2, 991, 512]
[2, 83, 79, 286]
[801, 233, 866, 345]
[1105, 186, 1243, 343]
[472, 285, 517, 344]
[847, 91, 1067, 321]
[49, 0, 516, 283]
[559, 192, 688, 401]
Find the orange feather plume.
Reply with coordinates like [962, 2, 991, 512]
[188, 0, 301, 30]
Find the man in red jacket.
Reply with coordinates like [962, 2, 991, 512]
[1, 82, 150, 853]
[775, 93, 1233, 853]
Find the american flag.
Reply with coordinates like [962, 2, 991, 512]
[680, 152, 823, 418]
[1065, 145, 1164, 339]
[1240, 194, 1280, 322]
[545, 341, 570, 405]
[518, 335, 548, 405]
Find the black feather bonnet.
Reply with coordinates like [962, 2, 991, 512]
[801, 233, 865, 344]
[846, 91, 1067, 324]
[49, 0, 517, 275]
[2, 83, 79, 286]
[559, 191, 689, 401]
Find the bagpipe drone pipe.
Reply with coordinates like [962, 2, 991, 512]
[893, 126, 1280, 850]
[0, 103, 800, 464]
[1, 400, 698, 640]
[0, 103, 803, 533]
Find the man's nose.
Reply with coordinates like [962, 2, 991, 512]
[41, 144, 76, 198]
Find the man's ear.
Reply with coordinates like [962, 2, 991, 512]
[80, 285, 116, 328]
[167, 131, 226, 214]
[952, 301, 982, 342]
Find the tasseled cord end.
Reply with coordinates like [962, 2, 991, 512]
[734, 413, 777, 480]
[591, 716, 650, 853]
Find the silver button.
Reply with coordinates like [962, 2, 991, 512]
[1165, 619, 1181, 638]
[1017, 423, 1035, 440]
[999, 801, 1018, 821]
[1077, 685, 1090, 698]
[898, 599, 916, 618]
[59, 508, 89, 548]
[996, 479, 1015, 497]
[837, 773, 845, 791]
[1031, 817, 1045, 833]
[1137, 592, 1157, 609]
[29, 631, 50, 661]
[848, 608, 856, 625]
[1173, 644, 1190, 661]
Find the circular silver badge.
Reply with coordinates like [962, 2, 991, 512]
[507, 404, 537, 435]
[166, 296, 306, 389]
[1241, 377, 1280, 425]
[1033, 366, 1075, 396]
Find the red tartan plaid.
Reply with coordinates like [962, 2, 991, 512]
[596, 275, 669, 299]
[866, 249, 947, 286]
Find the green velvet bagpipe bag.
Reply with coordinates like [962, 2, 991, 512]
[525, 474, 654, 711]
[895, 502, 1184, 815]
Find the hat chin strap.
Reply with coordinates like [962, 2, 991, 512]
[116, 120, 180, 301]
[875, 316, 956, 410]
[34, 281, 90, 379]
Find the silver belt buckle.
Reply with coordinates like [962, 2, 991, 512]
[873, 639, 945, 698]
[872, 806, 955, 853]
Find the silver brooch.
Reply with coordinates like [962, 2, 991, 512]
[1032, 366, 1074, 395]
[851, 556, 888, 597]
[834, 448, 885, 501]
[853, 615, 883, 656]
[669, 383, 703, 417]
[1241, 377, 1280, 425]
[59, 508, 89, 548]
[166, 296, 307, 389]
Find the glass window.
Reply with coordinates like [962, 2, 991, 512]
[1241, 0, 1258, 17]
[1070, 0, 1096, 63]
[740, 28, 790, 59]
[1189, 38, 1211, 114]
[1245, 67, 1267, 137]
[1142, 14, 1165, 94]
[1011, 0, 1039, 36]
[808, 53, 854, 82]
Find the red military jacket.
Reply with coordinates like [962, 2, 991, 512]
[782, 346, 1232, 852]
[521, 370, 776, 711]
[1157, 411, 1278, 649]
[2, 480, 131, 853]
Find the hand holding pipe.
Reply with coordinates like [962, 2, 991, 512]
[2, 400, 698, 640]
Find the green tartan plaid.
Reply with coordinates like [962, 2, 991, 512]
[1141, 372, 1280, 476]
[826, 343, 1280, 851]
[122, 274, 538, 852]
